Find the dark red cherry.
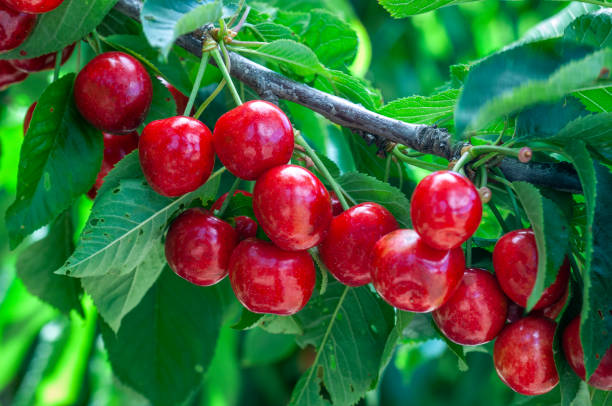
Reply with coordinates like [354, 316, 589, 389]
[2, 0, 64, 14]
[139, 116, 215, 197]
[23, 101, 35, 135]
[371, 229, 465, 312]
[319, 202, 398, 287]
[0, 59, 27, 90]
[329, 191, 344, 216]
[158, 76, 190, 115]
[228, 238, 316, 315]
[87, 132, 139, 199]
[494, 316, 559, 395]
[562, 316, 612, 391]
[10, 43, 74, 72]
[410, 170, 482, 250]
[253, 165, 332, 251]
[433, 268, 509, 345]
[493, 229, 569, 309]
[74, 52, 152, 134]
[506, 301, 524, 324]
[165, 208, 237, 286]
[0, 3, 35, 53]
[532, 287, 568, 320]
[210, 190, 258, 241]
[213, 100, 294, 180]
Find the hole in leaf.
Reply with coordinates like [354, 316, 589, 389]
[316, 366, 331, 401]
[113, 188, 120, 194]
[139, 229, 144, 236]
[124, 213, 130, 218]
[90, 219, 99, 226]
[349, 384, 355, 392]
[598, 310, 604, 320]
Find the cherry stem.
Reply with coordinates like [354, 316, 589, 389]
[487, 200, 511, 234]
[479, 166, 488, 188]
[227, 0, 245, 28]
[465, 238, 472, 268]
[384, 154, 392, 183]
[453, 145, 524, 173]
[392, 147, 446, 172]
[216, 177, 241, 218]
[211, 47, 243, 106]
[229, 40, 268, 47]
[308, 247, 329, 296]
[185, 53, 210, 117]
[53, 50, 62, 81]
[76, 41, 82, 71]
[493, 167, 523, 225]
[395, 159, 404, 190]
[194, 79, 226, 120]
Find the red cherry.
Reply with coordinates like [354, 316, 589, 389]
[371, 229, 465, 312]
[2, 0, 64, 14]
[253, 165, 332, 251]
[165, 208, 237, 286]
[329, 191, 344, 216]
[229, 238, 316, 315]
[506, 301, 524, 324]
[87, 132, 139, 199]
[494, 316, 559, 395]
[319, 202, 398, 287]
[74, 52, 152, 134]
[210, 190, 258, 241]
[213, 100, 294, 180]
[410, 170, 482, 250]
[139, 116, 215, 197]
[158, 76, 190, 115]
[0, 59, 27, 90]
[23, 101, 36, 135]
[562, 316, 612, 391]
[433, 268, 509, 345]
[493, 229, 569, 309]
[532, 287, 568, 320]
[10, 43, 74, 72]
[0, 3, 35, 52]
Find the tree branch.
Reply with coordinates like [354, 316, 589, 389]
[113, 0, 582, 194]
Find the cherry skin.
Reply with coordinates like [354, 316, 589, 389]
[253, 165, 332, 251]
[532, 287, 568, 320]
[74, 52, 152, 134]
[371, 229, 465, 312]
[210, 190, 258, 241]
[410, 170, 482, 250]
[433, 268, 509, 345]
[23, 101, 36, 135]
[87, 132, 139, 199]
[493, 229, 570, 309]
[158, 76, 190, 115]
[2, 0, 64, 14]
[139, 116, 215, 197]
[506, 301, 524, 324]
[562, 316, 612, 390]
[213, 100, 294, 180]
[10, 43, 74, 72]
[0, 3, 35, 53]
[0, 59, 27, 90]
[329, 191, 344, 216]
[228, 238, 316, 315]
[165, 208, 237, 286]
[319, 202, 398, 287]
[493, 316, 559, 395]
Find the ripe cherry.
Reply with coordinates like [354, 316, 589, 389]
[165, 208, 237, 286]
[10, 43, 73, 72]
[139, 116, 214, 197]
[329, 191, 344, 216]
[2, 0, 64, 14]
[532, 287, 568, 320]
[493, 229, 569, 309]
[213, 100, 294, 180]
[0, 59, 27, 90]
[410, 170, 482, 250]
[562, 316, 612, 391]
[506, 301, 524, 324]
[371, 229, 465, 312]
[494, 316, 559, 395]
[319, 202, 398, 287]
[74, 52, 152, 134]
[433, 268, 509, 345]
[158, 76, 190, 115]
[87, 132, 139, 199]
[253, 165, 332, 251]
[23, 101, 36, 135]
[229, 238, 316, 315]
[210, 190, 258, 241]
[0, 3, 35, 53]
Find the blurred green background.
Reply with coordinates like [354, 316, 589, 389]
[0, 1, 578, 405]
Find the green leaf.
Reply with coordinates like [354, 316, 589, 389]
[550, 114, 612, 162]
[377, 0, 476, 17]
[6, 75, 103, 249]
[513, 182, 569, 311]
[258, 314, 304, 335]
[379, 311, 413, 376]
[81, 240, 166, 332]
[338, 172, 412, 228]
[0, 0, 118, 59]
[101, 268, 224, 405]
[289, 282, 394, 406]
[515, 98, 589, 139]
[314, 69, 382, 109]
[301, 9, 357, 69]
[574, 86, 612, 113]
[219, 193, 256, 221]
[247, 22, 298, 41]
[378, 89, 459, 126]
[242, 328, 297, 366]
[16, 212, 82, 316]
[143, 70, 177, 125]
[231, 308, 264, 330]
[565, 9, 612, 48]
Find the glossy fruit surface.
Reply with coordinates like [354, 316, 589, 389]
[158, 76, 190, 115]
[532, 287, 568, 320]
[562, 316, 612, 390]
[2, 0, 64, 14]
[211, 190, 258, 241]
[0, 59, 27, 90]
[23, 101, 35, 135]
[494, 316, 559, 395]
[74, 52, 152, 133]
[329, 191, 344, 216]
[229, 238, 315, 315]
[493, 229, 569, 309]
[253, 165, 332, 251]
[410, 170, 482, 250]
[0, 3, 35, 52]
[319, 202, 398, 287]
[139, 116, 214, 197]
[87, 132, 139, 199]
[213, 100, 293, 180]
[10, 43, 74, 72]
[371, 229, 465, 312]
[165, 208, 237, 286]
[433, 268, 509, 345]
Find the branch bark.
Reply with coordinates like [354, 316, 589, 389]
[113, 0, 582, 194]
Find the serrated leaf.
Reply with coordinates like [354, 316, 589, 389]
[574, 86, 612, 113]
[259, 314, 304, 335]
[379, 311, 413, 376]
[301, 9, 357, 69]
[101, 268, 224, 405]
[515, 98, 590, 139]
[377, 0, 476, 17]
[314, 69, 382, 109]
[6, 75, 103, 249]
[550, 114, 612, 162]
[565, 9, 612, 48]
[248, 22, 298, 41]
[378, 89, 459, 126]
